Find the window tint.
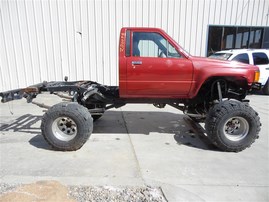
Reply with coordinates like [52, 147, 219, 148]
[132, 32, 181, 58]
[207, 26, 222, 55]
[232, 53, 249, 64]
[235, 27, 249, 48]
[223, 27, 236, 49]
[252, 52, 269, 65]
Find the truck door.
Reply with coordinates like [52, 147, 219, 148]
[126, 31, 193, 98]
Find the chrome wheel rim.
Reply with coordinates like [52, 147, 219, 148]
[223, 117, 249, 142]
[52, 117, 77, 141]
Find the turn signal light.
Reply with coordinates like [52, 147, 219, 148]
[254, 71, 260, 82]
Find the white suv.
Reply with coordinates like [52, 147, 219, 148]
[209, 49, 269, 95]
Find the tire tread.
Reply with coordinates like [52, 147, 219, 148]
[41, 102, 93, 151]
[205, 100, 261, 152]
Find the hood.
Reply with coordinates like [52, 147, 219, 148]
[190, 56, 258, 70]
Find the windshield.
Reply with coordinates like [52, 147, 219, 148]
[209, 53, 233, 60]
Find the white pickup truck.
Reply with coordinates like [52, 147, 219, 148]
[209, 49, 269, 95]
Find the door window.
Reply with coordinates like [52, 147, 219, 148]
[232, 53, 249, 64]
[132, 32, 181, 58]
[138, 40, 159, 57]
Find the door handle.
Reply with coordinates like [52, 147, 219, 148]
[132, 61, 142, 65]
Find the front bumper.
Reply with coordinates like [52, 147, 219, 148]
[251, 82, 262, 90]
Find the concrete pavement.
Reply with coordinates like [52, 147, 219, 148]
[0, 93, 268, 201]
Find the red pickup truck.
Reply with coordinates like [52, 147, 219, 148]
[0, 27, 261, 152]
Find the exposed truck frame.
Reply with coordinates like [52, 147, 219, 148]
[0, 27, 262, 152]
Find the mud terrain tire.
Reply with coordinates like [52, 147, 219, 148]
[41, 102, 93, 151]
[205, 100, 261, 152]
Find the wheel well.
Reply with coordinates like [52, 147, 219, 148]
[183, 77, 248, 122]
[199, 76, 248, 101]
[188, 76, 248, 107]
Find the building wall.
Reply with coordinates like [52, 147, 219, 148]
[0, 0, 268, 91]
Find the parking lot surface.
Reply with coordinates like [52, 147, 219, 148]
[0, 93, 268, 201]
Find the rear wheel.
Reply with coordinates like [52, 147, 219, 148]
[205, 100, 261, 152]
[41, 102, 93, 151]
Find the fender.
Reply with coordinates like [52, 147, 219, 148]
[188, 56, 259, 98]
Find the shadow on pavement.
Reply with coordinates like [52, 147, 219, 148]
[0, 114, 42, 134]
[29, 135, 51, 150]
[94, 111, 218, 151]
[0, 111, 218, 151]
[174, 117, 219, 151]
[0, 114, 52, 150]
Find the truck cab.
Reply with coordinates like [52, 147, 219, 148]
[119, 28, 193, 98]
[118, 28, 260, 101]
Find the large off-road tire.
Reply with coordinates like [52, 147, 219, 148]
[262, 79, 269, 95]
[205, 100, 261, 152]
[41, 102, 93, 151]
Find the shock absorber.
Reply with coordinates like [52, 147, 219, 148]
[217, 81, 223, 102]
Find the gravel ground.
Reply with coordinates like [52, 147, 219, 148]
[0, 183, 19, 195]
[0, 183, 167, 202]
[68, 186, 167, 202]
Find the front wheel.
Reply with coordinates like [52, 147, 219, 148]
[205, 100, 261, 152]
[41, 102, 93, 151]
